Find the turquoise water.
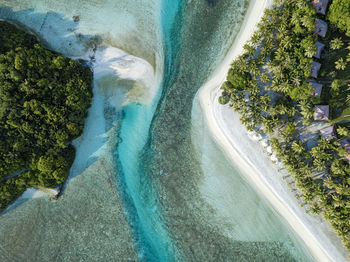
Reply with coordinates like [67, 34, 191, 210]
[115, 0, 315, 261]
[114, 1, 184, 260]
[116, 103, 178, 261]
[0, 0, 318, 261]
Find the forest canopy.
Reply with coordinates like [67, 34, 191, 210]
[0, 21, 93, 210]
[328, 0, 350, 37]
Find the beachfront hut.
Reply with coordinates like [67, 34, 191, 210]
[311, 61, 321, 78]
[320, 126, 336, 140]
[340, 138, 350, 160]
[313, 0, 329, 15]
[314, 19, 328, 37]
[311, 82, 323, 97]
[314, 105, 329, 121]
[314, 41, 325, 59]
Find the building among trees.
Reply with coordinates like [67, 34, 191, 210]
[314, 19, 328, 37]
[314, 41, 325, 59]
[320, 126, 336, 140]
[314, 105, 329, 120]
[311, 82, 323, 97]
[311, 61, 322, 78]
[313, 0, 329, 15]
[340, 138, 350, 160]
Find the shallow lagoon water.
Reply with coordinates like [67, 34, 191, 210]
[0, 0, 317, 261]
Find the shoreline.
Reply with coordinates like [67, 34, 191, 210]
[0, 44, 149, 260]
[198, 0, 348, 261]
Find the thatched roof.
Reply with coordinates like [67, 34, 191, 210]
[314, 105, 329, 121]
[314, 19, 328, 37]
[320, 126, 336, 140]
[313, 0, 329, 15]
[311, 61, 321, 78]
[311, 82, 323, 97]
[314, 41, 325, 59]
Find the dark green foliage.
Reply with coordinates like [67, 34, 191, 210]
[218, 95, 229, 105]
[0, 21, 93, 210]
[284, 122, 296, 136]
[328, 0, 350, 37]
[288, 83, 313, 101]
[227, 68, 251, 91]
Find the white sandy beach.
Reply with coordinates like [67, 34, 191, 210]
[199, 0, 349, 261]
[70, 46, 157, 178]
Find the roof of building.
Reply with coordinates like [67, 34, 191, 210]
[340, 138, 350, 150]
[313, 0, 329, 15]
[314, 41, 325, 59]
[311, 61, 321, 78]
[311, 82, 323, 97]
[314, 19, 328, 37]
[320, 126, 336, 140]
[314, 105, 329, 121]
[340, 138, 350, 160]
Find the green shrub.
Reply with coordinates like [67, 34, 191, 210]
[218, 95, 230, 105]
[328, 0, 350, 37]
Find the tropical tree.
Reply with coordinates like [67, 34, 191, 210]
[337, 126, 349, 137]
[346, 53, 350, 62]
[292, 140, 305, 154]
[299, 100, 313, 125]
[331, 79, 342, 93]
[335, 58, 347, 70]
[330, 38, 344, 50]
[328, 0, 350, 37]
[335, 181, 350, 195]
[310, 203, 321, 215]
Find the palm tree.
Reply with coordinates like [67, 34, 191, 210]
[337, 126, 349, 136]
[243, 43, 256, 57]
[260, 94, 271, 111]
[331, 194, 343, 207]
[250, 31, 262, 46]
[330, 38, 344, 50]
[260, 73, 270, 84]
[292, 140, 304, 154]
[305, 47, 316, 58]
[281, 35, 293, 50]
[331, 159, 347, 177]
[335, 58, 347, 70]
[299, 100, 313, 125]
[313, 157, 327, 171]
[331, 79, 342, 92]
[335, 182, 350, 196]
[301, 15, 315, 32]
[310, 203, 321, 215]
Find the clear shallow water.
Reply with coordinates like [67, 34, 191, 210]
[192, 97, 316, 260]
[114, 1, 183, 260]
[116, 103, 177, 261]
[0, 0, 316, 261]
[117, 0, 315, 261]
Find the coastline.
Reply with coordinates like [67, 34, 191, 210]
[198, 0, 348, 261]
[0, 45, 158, 260]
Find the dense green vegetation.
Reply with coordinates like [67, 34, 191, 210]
[328, 0, 350, 37]
[220, 0, 350, 254]
[0, 21, 93, 210]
